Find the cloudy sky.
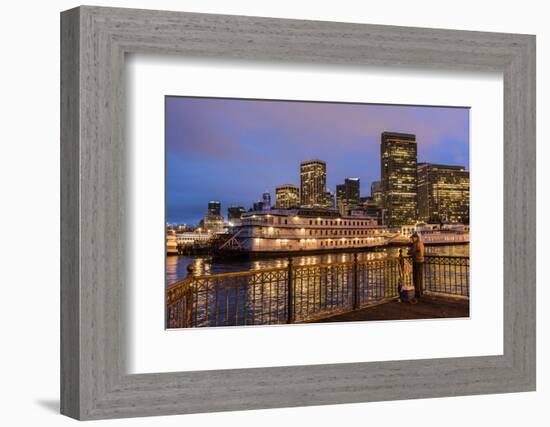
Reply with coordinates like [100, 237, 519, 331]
[166, 96, 469, 225]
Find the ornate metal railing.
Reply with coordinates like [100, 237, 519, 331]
[291, 260, 356, 322]
[167, 254, 469, 328]
[167, 267, 289, 328]
[423, 255, 469, 297]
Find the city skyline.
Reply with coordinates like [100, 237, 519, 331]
[167, 96, 469, 225]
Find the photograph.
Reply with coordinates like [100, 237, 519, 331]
[165, 96, 470, 328]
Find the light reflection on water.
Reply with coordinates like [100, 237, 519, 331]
[166, 244, 469, 286]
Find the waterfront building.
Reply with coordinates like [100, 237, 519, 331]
[417, 163, 470, 224]
[227, 206, 246, 226]
[275, 184, 300, 209]
[359, 196, 383, 223]
[252, 201, 263, 211]
[380, 132, 418, 227]
[232, 208, 389, 252]
[300, 160, 327, 208]
[203, 215, 224, 233]
[336, 177, 360, 216]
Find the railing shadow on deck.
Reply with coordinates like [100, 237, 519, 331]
[167, 254, 469, 329]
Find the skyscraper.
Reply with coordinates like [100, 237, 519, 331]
[370, 180, 383, 208]
[262, 192, 272, 211]
[336, 184, 345, 214]
[227, 206, 245, 225]
[204, 200, 223, 232]
[323, 190, 335, 210]
[417, 163, 470, 224]
[300, 160, 327, 207]
[207, 201, 221, 217]
[275, 184, 299, 209]
[336, 177, 360, 216]
[380, 132, 418, 226]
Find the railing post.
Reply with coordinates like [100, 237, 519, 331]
[353, 252, 360, 310]
[167, 294, 174, 329]
[287, 256, 294, 324]
[398, 249, 404, 296]
[183, 264, 196, 328]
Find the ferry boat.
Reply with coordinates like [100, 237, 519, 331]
[219, 208, 395, 253]
[391, 222, 470, 245]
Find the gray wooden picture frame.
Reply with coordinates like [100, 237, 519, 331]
[60, 5, 536, 420]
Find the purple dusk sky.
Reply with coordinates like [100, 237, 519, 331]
[166, 96, 469, 225]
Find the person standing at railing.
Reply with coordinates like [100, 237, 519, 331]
[397, 249, 416, 303]
[408, 232, 425, 298]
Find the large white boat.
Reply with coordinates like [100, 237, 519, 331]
[391, 222, 470, 245]
[166, 229, 216, 255]
[220, 208, 394, 253]
[166, 229, 178, 255]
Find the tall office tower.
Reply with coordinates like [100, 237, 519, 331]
[207, 201, 221, 217]
[227, 206, 245, 225]
[262, 192, 272, 211]
[300, 160, 327, 207]
[336, 184, 346, 214]
[275, 184, 299, 209]
[417, 163, 470, 224]
[370, 180, 383, 208]
[335, 177, 360, 216]
[204, 200, 224, 233]
[380, 132, 418, 226]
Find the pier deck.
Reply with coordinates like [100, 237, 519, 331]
[313, 294, 469, 323]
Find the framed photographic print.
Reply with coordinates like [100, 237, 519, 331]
[165, 96, 471, 329]
[61, 6, 536, 420]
